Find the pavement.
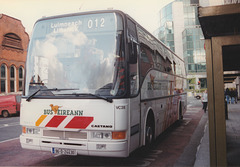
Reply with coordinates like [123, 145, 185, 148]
[174, 101, 208, 167]
[193, 101, 240, 167]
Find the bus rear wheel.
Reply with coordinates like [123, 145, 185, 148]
[179, 102, 183, 120]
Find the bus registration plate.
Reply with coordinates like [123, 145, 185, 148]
[52, 148, 77, 155]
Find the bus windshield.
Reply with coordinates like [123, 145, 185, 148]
[25, 12, 125, 98]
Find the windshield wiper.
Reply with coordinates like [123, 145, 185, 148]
[72, 93, 113, 103]
[26, 88, 79, 102]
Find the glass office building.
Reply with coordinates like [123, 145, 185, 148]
[157, 3, 175, 52]
[154, 0, 207, 90]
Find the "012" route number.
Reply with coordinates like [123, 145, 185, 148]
[87, 18, 105, 29]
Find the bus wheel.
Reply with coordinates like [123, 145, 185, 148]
[179, 102, 183, 120]
[145, 117, 154, 146]
[2, 110, 9, 118]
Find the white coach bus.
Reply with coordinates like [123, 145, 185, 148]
[20, 10, 187, 157]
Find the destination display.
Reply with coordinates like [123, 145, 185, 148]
[43, 13, 119, 34]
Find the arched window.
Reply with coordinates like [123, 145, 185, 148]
[0, 64, 7, 93]
[2, 33, 23, 51]
[19, 66, 24, 91]
[10, 65, 16, 92]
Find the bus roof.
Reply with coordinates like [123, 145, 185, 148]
[36, 10, 125, 23]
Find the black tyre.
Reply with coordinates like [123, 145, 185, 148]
[179, 102, 183, 120]
[145, 117, 154, 146]
[2, 110, 9, 118]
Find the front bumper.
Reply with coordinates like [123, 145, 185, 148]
[20, 135, 128, 157]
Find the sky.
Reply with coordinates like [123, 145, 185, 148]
[1, 0, 173, 36]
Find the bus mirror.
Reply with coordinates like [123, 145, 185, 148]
[129, 41, 137, 64]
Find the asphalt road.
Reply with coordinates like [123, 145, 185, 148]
[0, 116, 21, 142]
[0, 97, 206, 166]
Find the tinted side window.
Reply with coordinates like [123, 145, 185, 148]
[140, 45, 153, 84]
[153, 52, 165, 72]
[164, 58, 172, 74]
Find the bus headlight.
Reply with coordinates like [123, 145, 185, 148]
[91, 132, 112, 139]
[91, 131, 126, 140]
[22, 126, 40, 135]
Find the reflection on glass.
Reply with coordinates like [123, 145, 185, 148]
[25, 13, 125, 97]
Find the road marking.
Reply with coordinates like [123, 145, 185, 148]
[54, 154, 62, 158]
[134, 149, 163, 166]
[136, 160, 151, 167]
[184, 121, 191, 125]
[0, 117, 18, 122]
[143, 158, 155, 161]
[0, 137, 19, 144]
[150, 150, 163, 154]
[0, 122, 20, 129]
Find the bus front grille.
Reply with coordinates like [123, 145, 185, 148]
[43, 130, 87, 140]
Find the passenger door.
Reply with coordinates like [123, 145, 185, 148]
[129, 41, 141, 152]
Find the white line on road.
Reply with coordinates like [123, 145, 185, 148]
[0, 137, 19, 144]
[0, 122, 20, 129]
[54, 154, 62, 158]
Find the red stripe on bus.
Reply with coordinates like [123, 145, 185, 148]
[65, 116, 94, 129]
[45, 115, 67, 128]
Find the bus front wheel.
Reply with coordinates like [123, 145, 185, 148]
[145, 116, 154, 146]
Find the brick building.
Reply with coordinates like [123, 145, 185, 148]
[0, 14, 29, 94]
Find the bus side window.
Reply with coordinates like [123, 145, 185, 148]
[140, 45, 154, 84]
[164, 58, 172, 73]
[129, 43, 139, 96]
[175, 62, 182, 76]
[129, 40, 137, 64]
[173, 61, 176, 75]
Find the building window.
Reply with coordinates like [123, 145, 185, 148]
[2, 33, 23, 52]
[10, 66, 16, 92]
[19, 67, 24, 91]
[0, 64, 7, 93]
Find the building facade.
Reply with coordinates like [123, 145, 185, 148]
[154, 1, 184, 59]
[154, 0, 207, 91]
[0, 14, 29, 94]
[199, 0, 240, 98]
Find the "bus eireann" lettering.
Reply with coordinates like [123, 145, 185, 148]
[44, 109, 83, 116]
